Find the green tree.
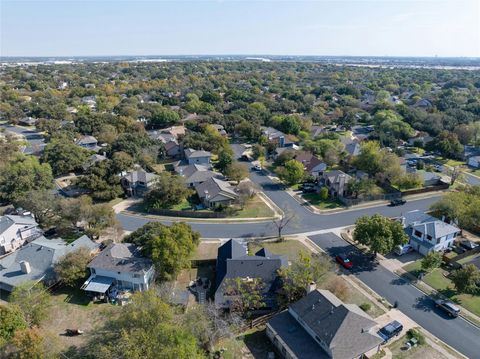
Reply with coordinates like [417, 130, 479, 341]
[0, 304, 27, 348]
[9, 282, 51, 327]
[42, 139, 91, 176]
[224, 277, 266, 317]
[427, 131, 463, 159]
[226, 162, 249, 184]
[216, 149, 234, 174]
[353, 214, 408, 257]
[76, 159, 125, 201]
[14, 189, 60, 227]
[319, 187, 329, 200]
[450, 264, 480, 294]
[125, 222, 200, 281]
[143, 172, 192, 210]
[277, 251, 332, 306]
[421, 252, 442, 272]
[54, 248, 92, 287]
[0, 154, 53, 203]
[277, 159, 304, 186]
[9, 327, 51, 359]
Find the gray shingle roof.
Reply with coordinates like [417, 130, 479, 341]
[0, 215, 38, 234]
[122, 169, 158, 184]
[270, 289, 382, 359]
[184, 148, 212, 159]
[402, 210, 460, 239]
[195, 177, 238, 201]
[87, 243, 153, 275]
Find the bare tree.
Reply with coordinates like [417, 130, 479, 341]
[447, 166, 463, 185]
[271, 209, 296, 240]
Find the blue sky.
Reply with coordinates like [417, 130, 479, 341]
[1, 0, 479, 57]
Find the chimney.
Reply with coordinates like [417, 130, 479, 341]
[306, 281, 317, 293]
[19, 261, 31, 274]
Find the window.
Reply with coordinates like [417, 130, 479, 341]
[414, 230, 422, 238]
[133, 274, 141, 278]
[91, 268, 96, 274]
[427, 235, 433, 241]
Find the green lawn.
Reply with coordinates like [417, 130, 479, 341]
[403, 261, 480, 317]
[435, 157, 465, 167]
[247, 239, 310, 262]
[469, 168, 480, 177]
[302, 193, 344, 210]
[233, 195, 274, 218]
[169, 197, 194, 211]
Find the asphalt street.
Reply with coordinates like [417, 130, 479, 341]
[309, 232, 480, 359]
[0, 123, 46, 154]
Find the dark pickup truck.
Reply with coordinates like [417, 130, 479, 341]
[390, 199, 406, 206]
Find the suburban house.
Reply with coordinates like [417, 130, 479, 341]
[19, 117, 38, 126]
[215, 239, 287, 309]
[120, 169, 158, 197]
[0, 213, 42, 255]
[195, 177, 238, 208]
[212, 124, 227, 136]
[176, 164, 223, 187]
[408, 132, 434, 147]
[463, 145, 480, 161]
[184, 148, 212, 165]
[159, 125, 186, 139]
[400, 210, 461, 255]
[467, 155, 480, 168]
[81, 243, 155, 295]
[421, 171, 446, 187]
[262, 127, 295, 148]
[164, 140, 182, 158]
[82, 153, 107, 171]
[293, 151, 327, 178]
[75, 135, 99, 150]
[266, 288, 383, 359]
[0, 235, 98, 292]
[81, 95, 97, 108]
[322, 170, 353, 197]
[340, 138, 361, 157]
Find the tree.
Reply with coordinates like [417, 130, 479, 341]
[421, 252, 442, 272]
[216, 149, 234, 174]
[427, 131, 463, 159]
[54, 248, 92, 287]
[147, 105, 180, 128]
[14, 189, 60, 227]
[235, 181, 258, 209]
[226, 162, 249, 184]
[450, 264, 480, 294]
[42, 139, 91, 176]
[82, 291, 205, 359]
[277, 159, 304, 186]
[0, 305, 27, 348]
[9, 282, 51, 327]
[277, 251, 332, 306]
[0, 154, 53, 203]
[76, 159, 125, 201]
[143, 172, 192, 210]
[446, 166, 463, 185]
[9, 327, 49, 359]
[224, 277, 266, 317]
[319, 187, 329, 200]
[125, 222, 200, 281]
[353, 214, 408, 257]
[271, 210, 296, 240]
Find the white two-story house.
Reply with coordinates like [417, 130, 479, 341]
[401, 210, 461, 255]
[0, 214, 42, 255]
[81, 243, 155, 295]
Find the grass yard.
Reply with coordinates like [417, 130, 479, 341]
[435, 157, 466, 167]
[247, 239, 310, 262]
[302, 193, 344, 210]
[233, 195, 274, 218]
[169, 197, 194, 211]
[214, 326, 275, 359]
[403, 261, 480, 317]
[387, 334, 449, 359]
[469, 168, 480, 177]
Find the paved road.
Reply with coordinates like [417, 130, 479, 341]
[309, 232, 480, 359]
[0, 124, 46, 154]
[118, 144, 443, 237]
[463, 172, 480, 186]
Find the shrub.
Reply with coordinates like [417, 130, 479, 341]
[407, 328, 426, 345]
[359, 303, 371, 312]
[319, 187, 329, 200]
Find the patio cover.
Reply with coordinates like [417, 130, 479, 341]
[82, 275, 114, 293]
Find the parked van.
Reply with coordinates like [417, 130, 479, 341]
[394, 244, 413, 256]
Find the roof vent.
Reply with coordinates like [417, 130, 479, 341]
[19, 261, 31, 274]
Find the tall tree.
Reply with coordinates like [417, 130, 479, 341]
[9, 282, 51, 327]
[42, 139, 91, 176]
[0, 305, 27, 348]
[450, 264, 480, 294]
[54, 248, 92, 287]
[143, 172, 192, 210]
[277, 159, 304, 186]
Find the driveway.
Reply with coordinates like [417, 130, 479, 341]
[308, 232, 480, 359]
[0, 123, 46, 154]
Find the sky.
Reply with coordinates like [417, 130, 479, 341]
[1, 0, 479, 57]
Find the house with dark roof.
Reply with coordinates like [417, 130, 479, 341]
[215, 239, 287, 309]
[75, 135, 98, 150]
[468, 155, 480, 168]
[81, 243, 154, 294]
[176, 164, 223, 187]
[322, 170, 353, 198]
[184, 148, 212, 165]
[0, 235, 98, 292]
[400, 210, 461, 255]
[262, 127, 296, 148]
[292, 151, 327, 178]
[266, 289, 382, 359]
[0, 214, 42, 255]
[164, 140, 182, 158]
[82, 153, 107, 171]
[340, 138, 361, 157]
[195, 177, 239, 208]
[120, 169, 158, 197]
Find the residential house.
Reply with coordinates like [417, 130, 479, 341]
[266, 289, 382, 359]
[262, 127, 295, 148]
[0, 235, 98, 292]
[75, 135, 99, 150]
[468, 155, 480, 168]
[164, 140, 182, 158]
[464, 145, 480, 161]
[212, 124, 227, 136]
[19, 117, 38, 126]
[159, 125, 186, 138]
[0, 214, 42, 255]
[195, 177, 238, 208]
[82, 243, 154, 295]
[420, 171, 447, 187]
[414, 98, 433, 108]
[176, 164, 222, 187]
[184, 148, 212, 165]
[215, 239, 287, 309]
[400, 210, 461, 255]
[340, 138, 361, 157]
[82, 153, 107, 171]
[322, 171, 353, 197]
[310, 125, 326, 138]
[407, 132, 434, 147]
[293, 151, 327, 178]
[81, 96, 97, 109]
[121, 169, 158, 197]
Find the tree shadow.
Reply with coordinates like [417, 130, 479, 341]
[242, 328, 275, 359]
[414, 295, 434, 312]
[52, 285, 92, 306]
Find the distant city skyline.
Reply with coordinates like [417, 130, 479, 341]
[1, 0, 479, 57]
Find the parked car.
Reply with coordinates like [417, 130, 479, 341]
[378, 320, 403, 343]
[302, 186, 317, 193]
[452, 245, 466, 254]
[252, 164, 262, 171]
[459, 240, 479, 251]
[335, 253, 353, 269]
[394, 244, 413, 256]
[435, 299, 460, 318]
[390, 199, 406, 206]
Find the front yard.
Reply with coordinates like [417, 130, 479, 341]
[403, 260, 480, 317]
[302, 193, 344, 210]
[233, 195, 274, 218]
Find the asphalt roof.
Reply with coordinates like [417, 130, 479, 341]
[402, 210, 460, 239]
[0, 215, 38, 234]
[87, 243, 153, 275]
[184, 148, 212, 158]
